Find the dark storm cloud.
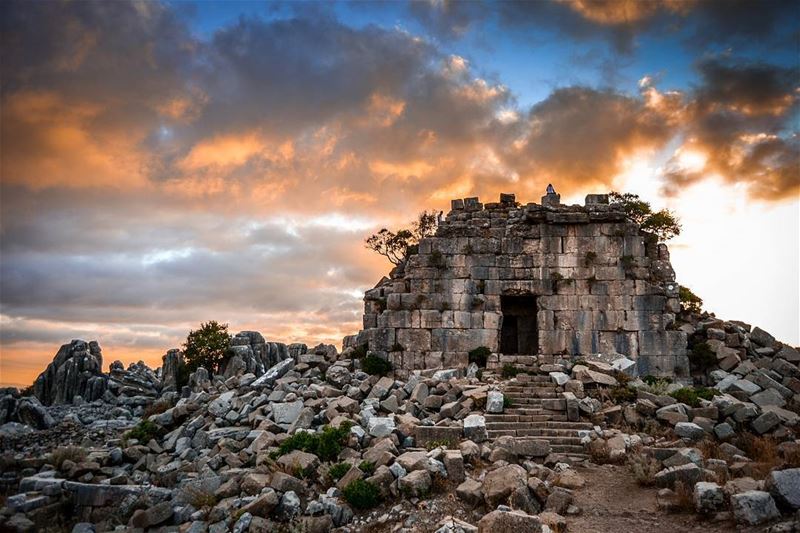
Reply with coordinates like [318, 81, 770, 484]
[504, 86, 676, 190]
[662, 58, 800, 200]
[408, 0, 799, 55]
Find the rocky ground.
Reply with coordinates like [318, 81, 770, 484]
[0, 316, 798, 533]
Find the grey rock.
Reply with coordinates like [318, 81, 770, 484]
[731, 490, 780, 525]
[694, 482, 724, 513]
[16, 397, 55, 429]
[463, 414, 487, 443]
[766, 468, 800, 509]
[273, 400, 304, 425]
[486, 391, 504, 413]
[674, 422, 705, 440]
[33, 340, 106, 406]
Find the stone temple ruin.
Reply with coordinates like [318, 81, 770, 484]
[355, 190, 689, 378]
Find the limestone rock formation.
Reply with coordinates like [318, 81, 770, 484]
[221, 331, 292, 378]
[161, 349, 185, 392]
[33, 340, 106, 405]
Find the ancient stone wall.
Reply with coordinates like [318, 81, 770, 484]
[356, 193, 688, 377]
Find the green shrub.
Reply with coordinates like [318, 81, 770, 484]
[276, 422, 352, 462]
[468, 346, 491, 367]
[362, 355, 392, 376]
[670, 387, 718, 408]
[126, 420, 160, 444]
[641, 375, 672, 395]
[328, 462, 351, 481]
[351, 344, 368, 359]
[343, 479, 382, 509]
[688, 342, 716, 370]
[358, 460, 375, 475]
[643, 375, 672, 386]
[584, 251, 597, 267]
[390, 343, 404, 352]
[183, 321, 231, 374]
[679, 285, 703, 314]
[501, 364, 524, 379]
[503, 396, 513, 408]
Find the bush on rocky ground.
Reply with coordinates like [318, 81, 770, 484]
[501, 364, 523, 379]
[124, 419, 160, 444]
[342, 479, 381, 510]
[628, 452, 661, 486]
[275, 423, 352, 461]
[327, 462, 350, 481]
[668, 386, 717, 407]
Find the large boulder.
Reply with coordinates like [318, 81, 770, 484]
[482, 464, 527, 507]
[730, 490, 780, 525]
[477, 510, 542, 533]
[33, 340, 106, 405]
[765, 468, 800, 510]
[15, 397, 55, 429]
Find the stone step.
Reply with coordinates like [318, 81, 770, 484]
[485, 413, 551, 422]
[505, 391, 562, 399]
[514, 375, 553, 383]
[504, 385, 560, 392]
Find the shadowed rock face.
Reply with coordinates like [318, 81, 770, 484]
[33, 340, 106, 406]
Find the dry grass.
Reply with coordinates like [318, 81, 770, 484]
[671, 481, 695, 513]
[738, 433, 780, 479]
[50, 446, 87, 469]
[697, 438, 723, 460]
[781, 445, 800, 468]
[627, 453, 661, 486]
[143, 399, 172, 418]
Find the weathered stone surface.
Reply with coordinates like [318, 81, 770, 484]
[33, 340, 106, 405]
[486, 391, 504, 413]
[398, 469, 432, 497]
[463, 414, 487, 443]
[766, 468, 800, 509]
[129, 501, 172, 529]
[357, 193, 685, 374]
[654, 463, 703, 488]
[731, 490, 781, 525]
[477, 509, 542, 532]
[694, 482, 724, 513]
[674, 422, 705, 441]
[482, 464, 527, 506]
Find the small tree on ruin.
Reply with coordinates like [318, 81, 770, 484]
[609, 191, 681, 242]
[183, 321, 232, 374]
[365, 211, 439, 265]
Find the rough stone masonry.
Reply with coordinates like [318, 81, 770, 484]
[354, 191, 688, 378]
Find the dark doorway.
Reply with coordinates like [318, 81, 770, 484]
[500, 295, 538, 355]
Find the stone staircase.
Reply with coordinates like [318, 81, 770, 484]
[485, 373, 594, 459]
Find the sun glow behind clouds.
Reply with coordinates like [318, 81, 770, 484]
[616, 162, 800, 345]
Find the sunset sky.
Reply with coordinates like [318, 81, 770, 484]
[1, 0, 798, 387]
